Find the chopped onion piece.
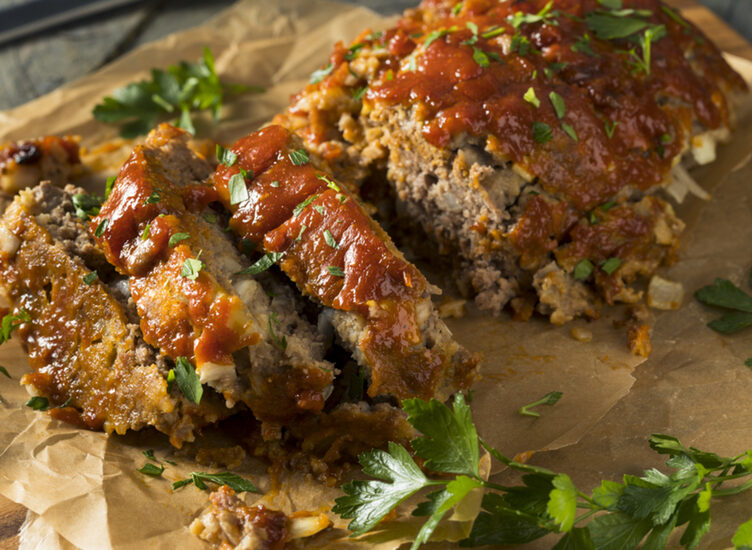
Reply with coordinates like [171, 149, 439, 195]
[288, 514, 331, 539]
[647, 275, 684, 310]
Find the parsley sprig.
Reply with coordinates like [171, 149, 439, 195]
[695, 270, 752, 334]
[93, 48, 263, 138]
[335, 394, 752, 549]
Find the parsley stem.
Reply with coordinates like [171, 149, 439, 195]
[712, 479, 752, 497]
[480, 480, 515, 492]
[574, 509, 599, 524]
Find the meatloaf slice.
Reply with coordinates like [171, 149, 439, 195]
[92, 124, 334, 426]
[211, 124, 479, 402]
[0, 136, 81, 194]
[274, 0, 746, 325]
[0, 182, 229, 446]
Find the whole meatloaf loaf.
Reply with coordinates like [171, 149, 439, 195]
[0, 182, 230, 446]
[275, 0, 748, 324]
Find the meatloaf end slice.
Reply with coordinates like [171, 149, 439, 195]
[0, 182, 229, 446]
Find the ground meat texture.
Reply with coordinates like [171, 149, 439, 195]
[92, 124, 334, 426]
[0, 136, 81, 194]
[273, 0, 747, 327]
[0, 183, 229, 446]
[211, 125, 479, 402]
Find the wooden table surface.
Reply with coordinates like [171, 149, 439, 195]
[0, 1, 749, 548]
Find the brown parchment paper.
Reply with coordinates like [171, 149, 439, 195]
[0, 1, 750, 548]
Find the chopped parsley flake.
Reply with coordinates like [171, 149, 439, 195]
[451, 2, 462, 15]
[310, 63, 334, 84]
[327, 265, 345, 277]
[270, 180, 280, 188]
[352, 87, 367, 101]
[472, 46, 490, 67]
[26, 396, 49, 411]
[293, 194, 319, 217]
[144, 189, 161, 205]
[72, 193, 103, 220]
[141, 223, 151, 240]
[268, 312, 287, 351]
[104, 176, 116, 199]
[324, 230, 340, 249]
[424, 27, 456, 49]
[549, 91, 566, 119]
[236, 252, 283, 276]
[94, 219, 108, 237]
[0, 309, 30, 345]
[295, 225, 307, 242]
[601, 257, 622, 275]
[169, 232, 190, 247]
[172, 356, 203, 404]
[481, 26, 505, 39]
[289, 149, 309, 166]
[604, 119, 619, 138]
[317, 173, 340, 192]
[228, 172, 249, 205]
[561, 122, 578, 141]
[532, 121, 553, 144]
[180, 256, 204, 280]
[313, 205, 325, 215]
[83, 271, 98, 285]
[216, 144, 237, 167]
[345, 43, 364, 61]
[203, 212, 217, 224]
[138, 463, 165, 477]
[573, 259, 594, 280]
[523, 87, 540, 108]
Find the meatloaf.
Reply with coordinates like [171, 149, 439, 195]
[275, 0, 748, 324]
[0, 136, 81, 194]
[91, 124, 335, 426]
[211, 124, 479, 402]
[0, 182, 229, 446]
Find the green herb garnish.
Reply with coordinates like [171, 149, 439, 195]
[138, 463, 165, 477]
[334, 394, 752, 549]
[549, 91, 566, 118]
[236, 252, 283, 276]
[289, 149, 310, 166]
[268, 312, 287, 352]
[83, 271, 98, 285]
[601, 257, 622, 274]
[168, 232, 190, 247]
[228, 172, 249, 206]
[573, 259, 595, 280]
[324, 230, 340, 249]
[180, 256, 204, 280]
[172, 472, 258, 493]
[518, 390, 563, 417]
[25, 396, 49, 411]
[327, 265, 345, 277]
[93, 48, 261, 138]
[171, 357, 203, 404]
[72, 193, 103, 220]
[94, 219, 108, 237]
[0, 309, 30, 345]
[695, 274, 752, 334]
[216, 144, 237, 167]
[532, 121, 553, 144]
[523, 87, 540, 108]
[310, 63, 334, 84]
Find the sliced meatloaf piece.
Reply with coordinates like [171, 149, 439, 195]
[274, 0, 747, 324]
[0, 182, 229, 446]
[92, 124, 334, 426]
[211, 124, 479, 402]
[0, 136, 81, 194]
